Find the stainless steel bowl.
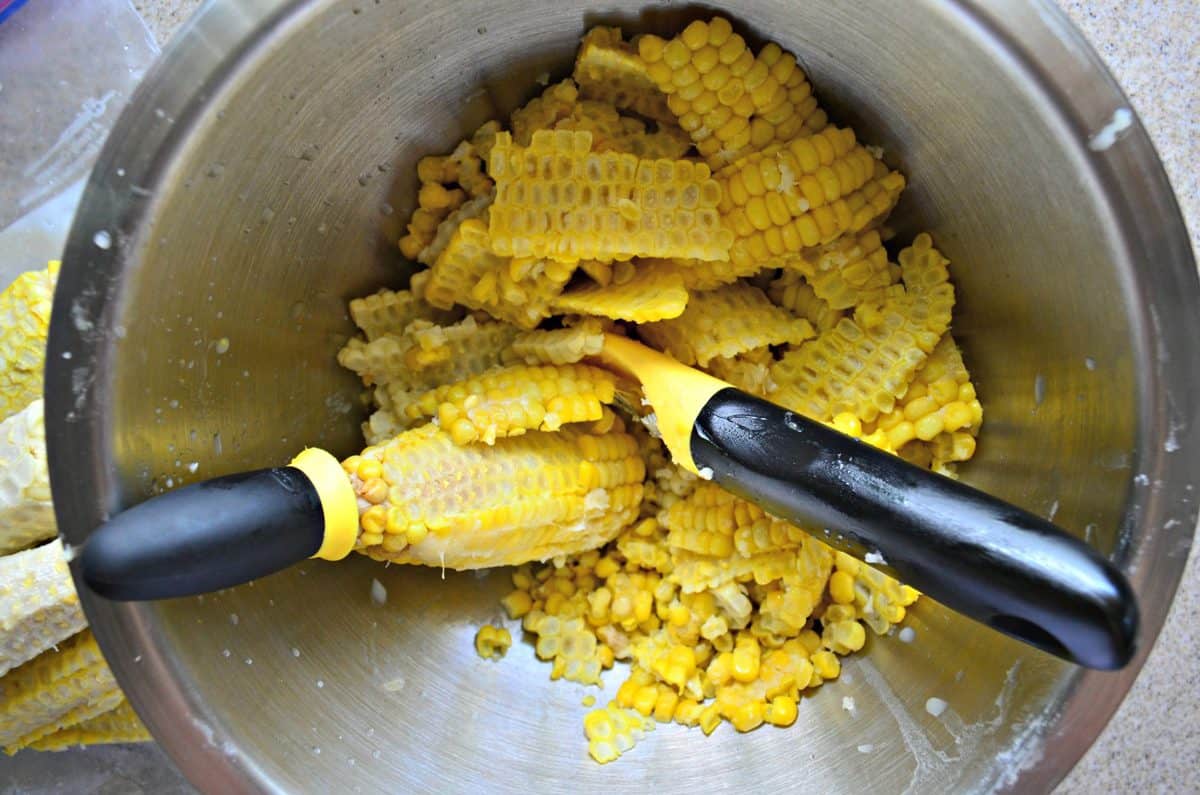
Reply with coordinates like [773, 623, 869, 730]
[47, 0, 1199, 791]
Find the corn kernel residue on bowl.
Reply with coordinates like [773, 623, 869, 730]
[334, 17, 983, 763]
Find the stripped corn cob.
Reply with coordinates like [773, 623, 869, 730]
[767, 269, 844, 332]
[399, 123, 500, 259]
[487, 130, 732, 262]
[337, 315, 519, 388]
[575, 27, 676, 126]
[635, 257, 756, 292]
[349, 288, 461, 341]
[638, 283, 813, 366]
[551, 264, 689, 322]
[796, 230, 900, 310]
[770, 310, 930, 424]
[27, 699, 149, 751]
[637, 18, 827, 168]
[553, 97, 692, 161]
[507, 319, 608, 366]
[405, 363, 619, 444]
[1, 630, 122, 753]
[0, 261, 58, 421]
[0, 400, 55, 556]
[1, 540, 86, 678]
[346, 424, 644, 568]
[772, 233, 953, 422]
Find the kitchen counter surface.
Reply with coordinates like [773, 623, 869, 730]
[3, 0, 1196, 792]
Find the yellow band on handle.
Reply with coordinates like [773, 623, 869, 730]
[290, 447, 359, 561]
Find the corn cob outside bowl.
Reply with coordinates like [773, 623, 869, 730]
[46, 0, 1199, 792]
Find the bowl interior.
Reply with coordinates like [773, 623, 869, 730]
[63, 0, 1161, 791]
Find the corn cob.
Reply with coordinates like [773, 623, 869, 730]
[871, 334, 982, 452]
[507, 319, 608, 366]
[638, 283, 813, 366]
[0, 400, 55, 556]
[0, 261, 58, 421]
[575, 27, 676, 126]
[404, 363, 619, 444]
[337, 315, 519, 388]
[346, 424, 644, 568]
[349, 288, 462, 341]
[1, 540, 86, 678]
[796, 230, 900, 310]
[637, 18, 828, 168]
[704, 348, 776, 396]
[770, 310, 931, 424]
[551, 264, 689, 322]
[633, 256, 755, 292]
[487, 129, 732, 263]
[424, 202, 574, 328]
[0, 630, 123, 753]
[552, 97, 693, 161]
[399, 122, 500, 259]
[27, 699, 149, 751]
[767, 270, 844, 332]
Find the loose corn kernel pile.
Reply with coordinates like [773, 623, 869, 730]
[337, 16, 985, 763]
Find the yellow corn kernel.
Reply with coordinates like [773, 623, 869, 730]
[639, 283, 813, 366]
[699, 703, 723, 735]
[810, 649, 840, 680]
[488, 130, 732, 262]
[501, 589, 534, 619]
[829, 570, 856, 604]
[765, 695, 798, 727]
[474, 625, 513, 660]
[731, 636, 761, 682]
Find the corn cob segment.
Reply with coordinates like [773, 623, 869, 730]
[27, 699, 150, 751]
[337, 315, 519, 388]
[551, 264, 689, 322]
[511, 81, 585, 147]
[0, 400, 55, 556]
[487, 130, 732, 263]
[575, 27, 676, 126]
[770, 310, 930, 424]
[1, 540, 86, 678]
[405, 363, 619, 444]
[796, 230, 900, 310]
[508, 319, 608, 366]
[0, 261, 58, 422]
[870, 334, 982, 452]
[637, 18, 828, 168]
[424, 206, 574, 329]
[349, 288, 462, 341]
[638, 282, 813, 366]
[767, 270, 844, 332]
[347, 424, 644, 568]
[664, 483, 807, 559]
[399, 122, 500, 259]
[0, 630, 122, 752]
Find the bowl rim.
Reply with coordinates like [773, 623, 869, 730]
[46, 0, 1199, 792]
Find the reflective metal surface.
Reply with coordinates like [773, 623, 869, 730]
[46, 0, 1199, 792]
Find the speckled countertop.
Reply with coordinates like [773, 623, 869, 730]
[13, 0, 1200, 792]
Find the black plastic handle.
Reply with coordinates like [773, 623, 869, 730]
[691, 388, 1139, 670]
[81, 467, 325, 601]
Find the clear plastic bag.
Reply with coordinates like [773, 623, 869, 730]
[0, 0, 160, 284]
